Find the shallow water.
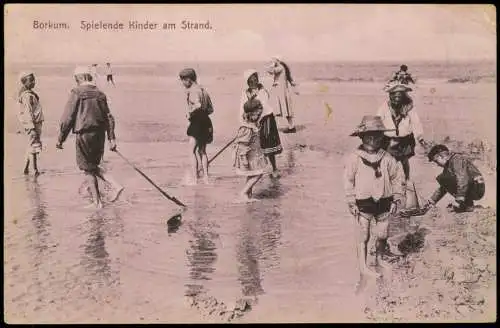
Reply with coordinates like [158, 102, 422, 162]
[4, 138, 368, 323]
[4, 70, 496, 323]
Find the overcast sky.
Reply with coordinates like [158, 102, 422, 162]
[4, 4, 496, 63]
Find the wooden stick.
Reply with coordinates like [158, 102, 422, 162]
[115, 150, 187, 208]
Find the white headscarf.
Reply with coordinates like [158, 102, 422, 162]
[243, 69, 258, 85]
[18, 71, 34, 82]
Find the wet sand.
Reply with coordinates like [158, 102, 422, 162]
[4, 73, 496, 323]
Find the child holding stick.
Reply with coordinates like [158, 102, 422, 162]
[233, 97, 271, 202]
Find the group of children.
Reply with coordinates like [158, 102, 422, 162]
[343, 67, 486, 278]
[16, 65, 487, 262]
[178, 67, 285, 201]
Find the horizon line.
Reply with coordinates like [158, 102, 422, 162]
[6, 58, 497, 65]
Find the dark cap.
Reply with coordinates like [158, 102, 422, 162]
[179, 68, 197, 81]
[427, 144, 449, 161]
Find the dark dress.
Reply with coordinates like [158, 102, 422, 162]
[259, 113, 282, 155]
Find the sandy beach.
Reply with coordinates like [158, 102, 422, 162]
[3, 62, 496, 323]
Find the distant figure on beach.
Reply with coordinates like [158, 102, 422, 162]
[240, 69, 282, 179]
[90, 64, 99, 85]
[233, 95, 271, 202]
[57, 66, 124, 209]
[344, 115, 405, 278]
[266, 55, 299, 133]
[18, 71, 44, 176]
[105, 62, 115, 86]
[423, 144, 485, 213]
[389, 64, 415, 85]
[179, 68, 214, 185]
[377, 83, 427, 182]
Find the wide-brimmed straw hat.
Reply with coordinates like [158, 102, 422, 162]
[350, 115, 394, 136]
[384, 82, 413, 93]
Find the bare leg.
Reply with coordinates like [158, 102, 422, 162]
[96, 169, 124, 202]
[356, 215, 380, 278]
[85, 172, 103, 208]
[188, 137, 199, 184]
[23, 153, 30, 175]
[374, 218, 391, 270]
[198, 143, 209, 184]
[32, 154, 40, 176]
[239, 175, 262, 201]
[267, 154, 280, 178]
[401, 158, 410, 181]
[286, 116, 295, 130]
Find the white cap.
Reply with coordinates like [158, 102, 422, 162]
[19, 71, 34, 81]
[271, 55, 282, 62]
[74, 66, 91, 76]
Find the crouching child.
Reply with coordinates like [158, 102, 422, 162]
[344, 115, 405, 278]
[424, 144, 485, 213]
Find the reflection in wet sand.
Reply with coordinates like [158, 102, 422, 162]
[79, 207, 123, 305]
[24, 177, 52, 308]
[237, 206, 265, 298]
[81, 212, 112, 284]
[185, 191, 219, 298]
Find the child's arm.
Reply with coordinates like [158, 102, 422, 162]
[429, 185, 447, 205]
[19, 93, 36, 130]
[388, 158, 405, 205]
[344, 155, 363, 217]
[235, 126, 252, 146]
[343, 154, 358, 205]
[57, 90, 79, 146]
[98, 94, 117, 144]
[408, 110, 424, 143]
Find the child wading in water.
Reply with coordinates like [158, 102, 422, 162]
[233, 97, 271, 202]
[344, 115, 405, 278]
[179, 68, 214, 185]
[240, 69, 282, 178]
[57, 66, 123, 209]
[18, 71, 44, 176]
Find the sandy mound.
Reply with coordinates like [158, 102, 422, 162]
[363, 206, 496, 322]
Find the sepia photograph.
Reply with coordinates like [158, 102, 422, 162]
[3, 4, 496, 323]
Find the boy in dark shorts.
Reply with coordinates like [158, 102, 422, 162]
[18, 71, 44, 176]
[424, 144, 485, 213]
[344, 115, 405, 278]
[179, 68, 214, 185]
[56, 66, 123, 209]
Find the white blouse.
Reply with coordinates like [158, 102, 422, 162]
[377, 103, 424, 140]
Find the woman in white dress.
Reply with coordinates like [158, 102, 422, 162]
[266, 56, 299, 133]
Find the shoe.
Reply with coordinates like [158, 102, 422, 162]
[283, 127, 297, 134]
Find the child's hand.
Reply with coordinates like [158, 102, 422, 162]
[109, 139, 117, 152]
[390, 199, 402, 215]
[348, 202, 359, 217]
[422, 199, 435, 210]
